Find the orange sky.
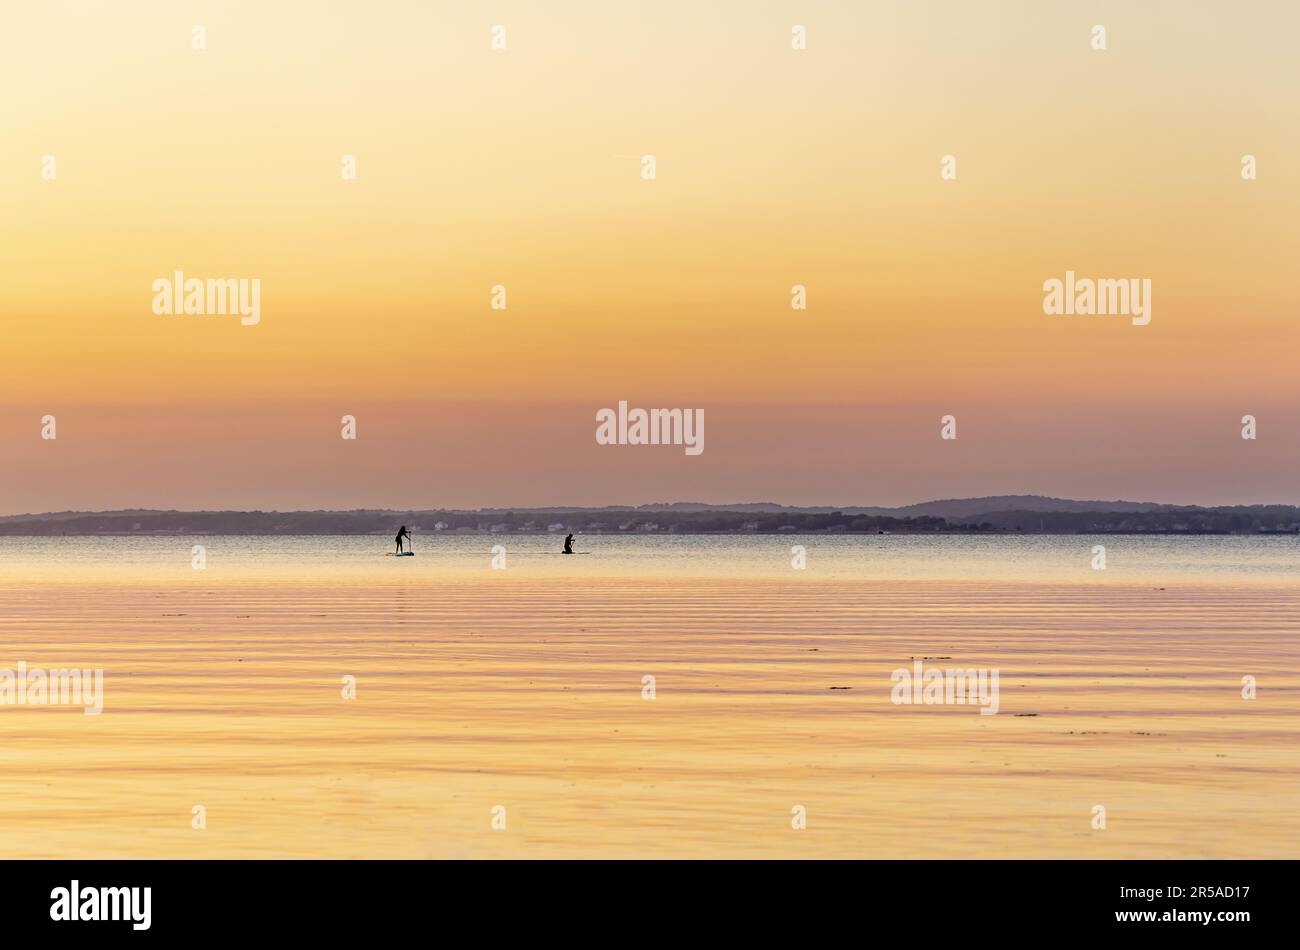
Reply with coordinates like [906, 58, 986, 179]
[2, 1, 1298, 511]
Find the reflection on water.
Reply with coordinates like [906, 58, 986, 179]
[0, 536, 1297, 858]
[2, 533, 1298, 583]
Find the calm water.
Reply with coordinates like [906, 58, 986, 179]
[2, 533, 1297, 583]
[1, 533, 1298, 857]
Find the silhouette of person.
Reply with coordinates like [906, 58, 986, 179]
[395, 525, 410, 553]
[562, 533, 574, 554]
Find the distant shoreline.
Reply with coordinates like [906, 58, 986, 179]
[5, 529, 1299, 539]
[4, 496, 1300, 538]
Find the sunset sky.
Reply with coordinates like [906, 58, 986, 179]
[3, 1, 1298, 512]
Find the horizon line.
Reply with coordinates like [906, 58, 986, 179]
[8, 494, 1300, 520]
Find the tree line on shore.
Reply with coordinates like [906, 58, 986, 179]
[3, 505, 1298, 535]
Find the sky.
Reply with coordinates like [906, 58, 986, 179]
[3, 1, 1298, 513]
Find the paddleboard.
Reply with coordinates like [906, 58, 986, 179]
[386, 552, 415, 557]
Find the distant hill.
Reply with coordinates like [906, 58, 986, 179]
[870, 495, 1171, 519]
[544, 496, 1175, 517]
[1, 497, 1298, 535]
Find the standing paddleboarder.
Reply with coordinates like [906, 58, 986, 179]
[395, 525, 411, 554]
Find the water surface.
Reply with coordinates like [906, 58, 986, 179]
[0, 535, 1296, 857]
